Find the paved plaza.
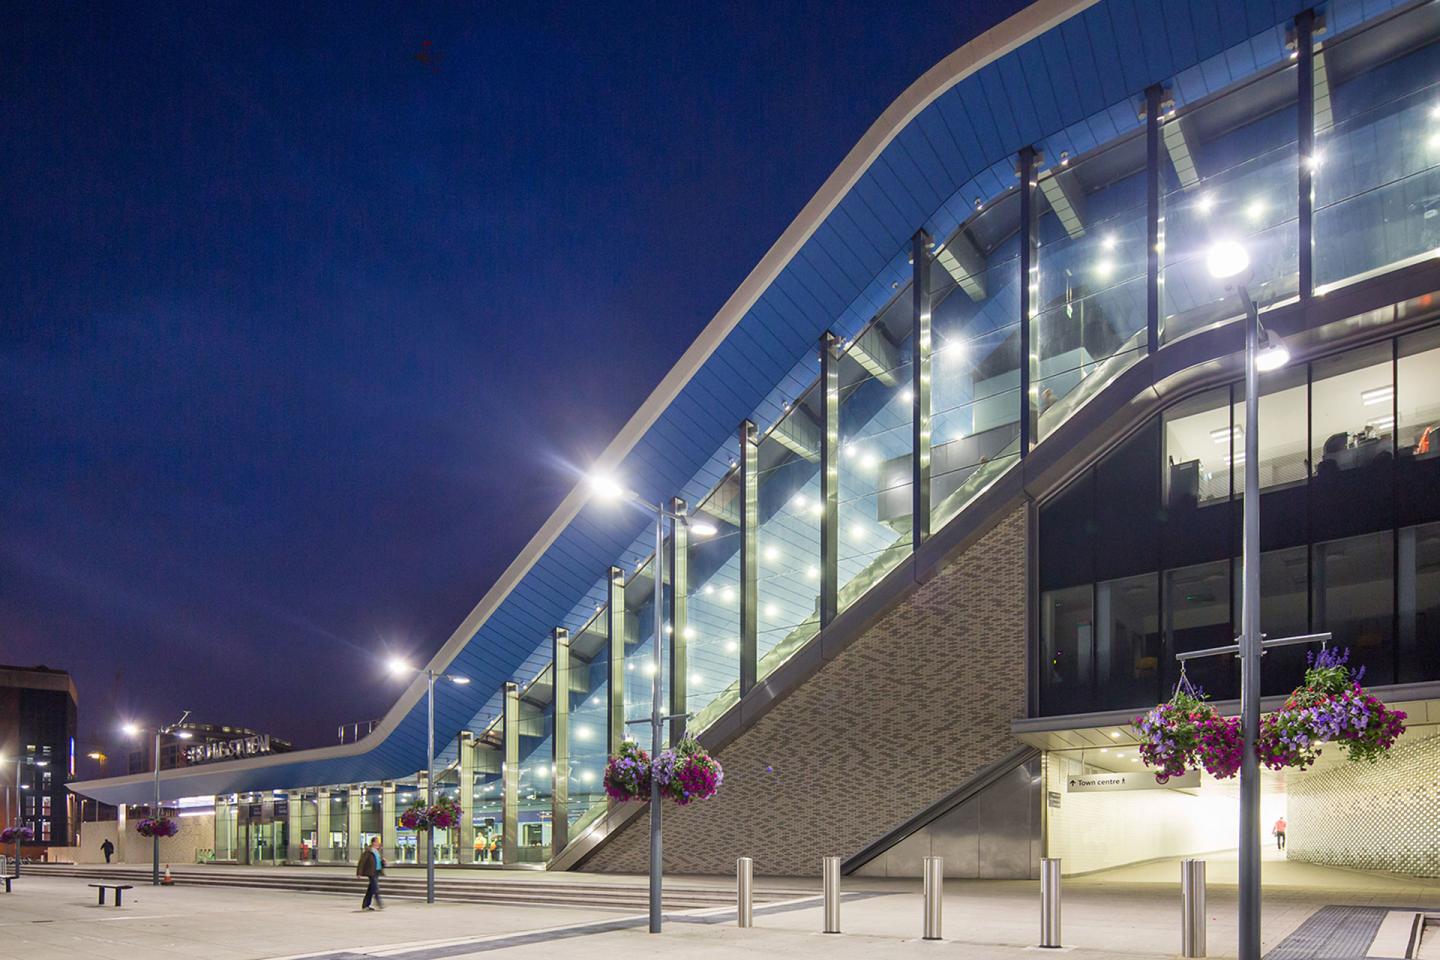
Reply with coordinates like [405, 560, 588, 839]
[3, 856, 1439, 960]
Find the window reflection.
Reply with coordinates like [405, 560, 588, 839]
[1313, 531, 1395, 686]
[1040, 585, 1093, 715]
[1095, 573, 1159, 709]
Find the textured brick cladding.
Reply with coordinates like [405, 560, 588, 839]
[1286, 732, 1440, 877]
[582, 507, 1028, 877]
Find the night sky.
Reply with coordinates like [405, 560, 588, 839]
[2, 1, 1026, 772]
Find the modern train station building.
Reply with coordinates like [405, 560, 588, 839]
[72, 0, 1440, 882]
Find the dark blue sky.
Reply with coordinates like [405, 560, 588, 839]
[1, 1, 1025, 766]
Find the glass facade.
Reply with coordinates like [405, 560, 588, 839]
[179, 4, 1440, 868]
[1038, 327, 1440, 717]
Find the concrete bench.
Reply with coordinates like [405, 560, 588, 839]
[89, 882, 134, 907]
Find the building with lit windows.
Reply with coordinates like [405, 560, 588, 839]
[1, 664, 78, 855]
[73, 0, 1440, 879]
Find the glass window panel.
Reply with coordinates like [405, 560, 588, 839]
[322, 790, 346, 863]
[1033, 134, 1149, 440]
[1232, 546, 1311, 696]
[1315, 5, 1440, 289]
[930, 191, 1023, 529]
[1233, 367, 1307, 491]
[1161, 65, 1299, 342]
[472, 743, 503, 863]
[1094, 573, 1159, 711]
[686, 479, 742, 733]
[566, 610, 609, 835]
[1094, 419, 1161, 581]
[623, 560, 666, 732]
[1399, 521, 1440, 683]
[1398, 326, 1440, 527]
[1313, 531, 1395, 686]
[515, 678, 553, 863]
[756, 383, 823, 680]
[1164, 560, 1236, 702]
[838, 296, 913, 610]
[1037, 467, 1094, 591]
[1162, 387, 1234, 569]
[1311, 343, 1394, 541]
[1039, 585, 1093, 716]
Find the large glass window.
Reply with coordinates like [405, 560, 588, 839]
[1315, 4, 1440, 290]
[930, 192, 1023, 529]
[1162, 65, 1299, 342]
[1094, 573, 1159, 709]
[838, 297, 913, 608]
[624, 560, 665, 732]
[1233, 546, 1311, 697]
[1039, 585, 1093, 715]
[1163, 561, 1236, 702]
[755, 384, 822, 679]
[1311, 343, 1394, 541]
[1398, 327, 1440, 527]
[473, 743, 502, 864]
[686, 479, 742, 732]
[323, 790, 347, 863]
[1399, 521, 1440, 683]
[515, 677, 553, 863]
[1162, 387, 1234, 569]
[1313, 531, 1395, 686]
[1033, 134, 1149, 440]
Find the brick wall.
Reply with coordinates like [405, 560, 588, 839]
[1287, 732, 1440, 877]
[582, 508, 1029, 878]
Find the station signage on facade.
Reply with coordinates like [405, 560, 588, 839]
[1066, 770, 1200, 792]
[185, 734, 276, 766]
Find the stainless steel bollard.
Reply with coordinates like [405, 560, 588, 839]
[1181, 859, 1206, 957]
[822, 856, 841, 934]
[737, 856, 754, 928]
[1039, 857, 1062, 948]
[922, 855, 943, 940]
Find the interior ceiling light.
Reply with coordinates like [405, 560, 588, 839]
[1360, 385, 1394, 405]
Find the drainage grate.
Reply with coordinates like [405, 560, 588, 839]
[1268, 906, 1392, 960]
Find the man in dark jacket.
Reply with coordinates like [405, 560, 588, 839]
[100, 838, 114, 863]
[356, 837, 385, 910]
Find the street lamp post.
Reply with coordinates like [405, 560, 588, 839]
[588, 473, 715, 934]
[388, 658, 469, 904]
[123, 711, 192, 886]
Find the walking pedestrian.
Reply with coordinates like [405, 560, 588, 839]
[1273, 816, 1287, 850]
[357, 837, 385, 910]
[100, 838, 114, 863]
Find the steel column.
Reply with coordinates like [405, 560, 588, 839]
[1238, 290, 1263, 960]
[738, 420, 759, 695]
[551, 627, 570, 855]
[912, 229, 933, 544]
[1297, 10, 1316, 299]
[606, 566, 626, 756]
[820, 333, 840, 627]
[1019, 147, 1039, 456]
[425, 669, 435, 902]
[501, 682, 519, 867]
[1146, 84, 1162, 356]
[458, 732, 475, 863]
[648, 501, 665, 933]
[669, 497, 688, 740]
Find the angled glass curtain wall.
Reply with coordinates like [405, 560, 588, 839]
[514, 672, 552, 863]
[1314, 2, 1440, 290]
[415, 4, 1440, 862]
[837, 293, 914, 609]
[1161, 64, 1299, 342]
[565, 609, 609, 836]
[1033, 131, 1150, 441]
[930, 190, 1023, 529]
[473, 736, 503, 863]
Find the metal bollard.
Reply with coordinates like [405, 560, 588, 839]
[1039, 857, 1062, 948]
[822, 856, 841, 934]
[1181, 859, 1206, 957]
[922, 855, 943, 940]
[737, 856, 754, 928]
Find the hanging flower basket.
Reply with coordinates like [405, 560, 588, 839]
[653, 735, 724, 806]
[400, 796, 460, 830]
[603, 739, 652, 802]
[0, 825, 34, 844]
[1133, 681, 1243, 783]
[1259, 647, 1407, 771]
[135, 817, 180, 838]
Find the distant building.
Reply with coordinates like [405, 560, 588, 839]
[126, 722, 293, 774]
[0, 664, 78, 850]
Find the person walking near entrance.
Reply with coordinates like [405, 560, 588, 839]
[357, 837, 385, 910]
[100, 838, 114, 863]
[1273, 816, 1287, 850]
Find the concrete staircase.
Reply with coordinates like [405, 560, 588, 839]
[25, 863, 812, 910]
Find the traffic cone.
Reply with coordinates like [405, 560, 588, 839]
[161, 865, 174, 886]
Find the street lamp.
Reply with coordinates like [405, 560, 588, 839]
[388, 658, 469, 905]
[123, 711, 192, 886]
[2, 754, 48, 876]
[588, 470, 714, 934]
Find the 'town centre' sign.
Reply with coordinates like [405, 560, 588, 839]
[1067, 770, 1201, 792]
